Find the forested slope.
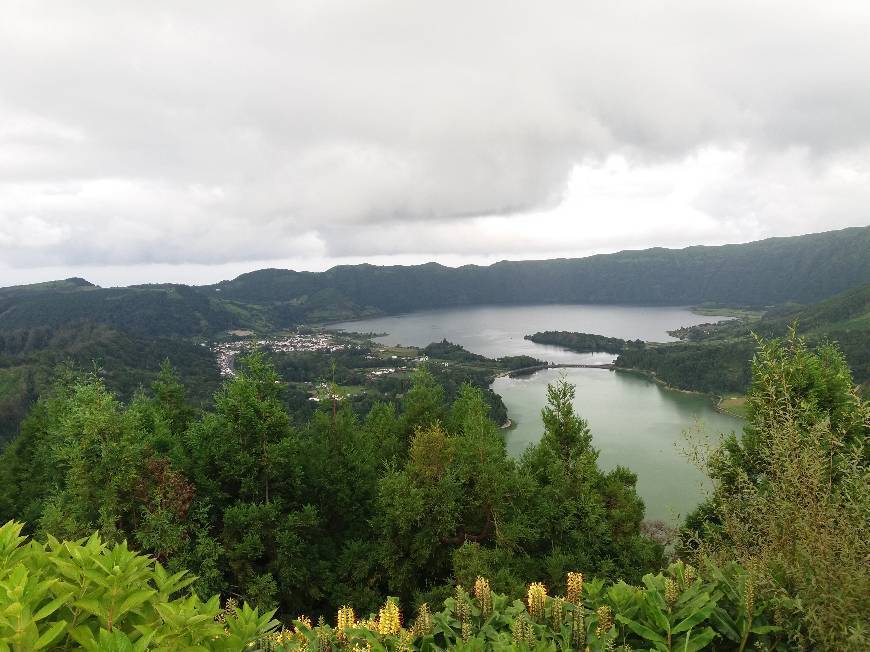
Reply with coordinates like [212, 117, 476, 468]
[0, 227, 867, 443]
[208, 226, 870, 315]
[1, 335, 866, 649]
[0, 322, 220, 444]
[4, 227, 868, 338]
[614, 282, 870, 395]
[0, 282, 240, 337]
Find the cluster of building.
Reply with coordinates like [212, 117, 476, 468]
[367, 367, 400, 379]
[212, 332, 350, 378]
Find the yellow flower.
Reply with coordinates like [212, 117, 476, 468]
[551, 596, 564, 630]
[664, 578, 679, 607]
[511, 612, 534, 645]
[337, 605, 356, 630]
[527, 582, 547, 620]
[357, 617, 379, 633]
[744, 576, 755, 616]
[412, 603, 433, 637]
[397, 629, 414, 652]
[684, 564, 697, 586]
[295, 615, 313, 632]
[473, 576, 493, 617]
[566, 572, 584, 604]
[595, 605, 613, 637]
[571, 604, 585, 647]
[378, 598, 402, 636]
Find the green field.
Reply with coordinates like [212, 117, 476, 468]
[691, 305, 765, 320]
[718, 394, 748, 418]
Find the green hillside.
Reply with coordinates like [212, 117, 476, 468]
[206, 226, 870, 318]
[1, 227, 868, 336]
[0, 283, 241, 338]
[0, 227, 868, 444]
[0, 322, 220, 444]
[614, 282, 870, 395]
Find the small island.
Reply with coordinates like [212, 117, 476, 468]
[524, 330, 641, 354]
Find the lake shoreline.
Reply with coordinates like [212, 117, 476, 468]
[493, 356, 743, 420]
[491, 363, 737, 522]
[613, 366, 744, 419]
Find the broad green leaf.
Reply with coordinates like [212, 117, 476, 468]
[72, 597, 105, 618]
[615, 614, 667, 645]
[33, 620, 67, 650]
[33, 594, 71, 621]
[118, 590, 156, 616]
[681, 626, 717, 652]
[672, 606, 714, 634]
[750, 623, 781, 634]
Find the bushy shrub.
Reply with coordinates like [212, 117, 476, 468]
[684, 331, 870, 650]
[0, 520, 276, 651]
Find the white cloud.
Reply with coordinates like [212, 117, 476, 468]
[0, 1, 868, 284]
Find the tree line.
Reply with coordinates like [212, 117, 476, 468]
[0, 332, 867, 649]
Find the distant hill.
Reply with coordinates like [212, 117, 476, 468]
[2, 227, 868, 336]
[0, 227, 867, 442]
[0, 277, 94, 300]
[206, 226, 870, 320]
[0, 283, 240, 338]
[757, 281, 870, 336]
[0, 322, 220, 444]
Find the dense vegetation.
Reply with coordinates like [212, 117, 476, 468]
[0, 526, 780, 652]
[0, 229, 867, 649]
[0, 282, 240, 338]
[613, 282, 870, 396]
[269, 339, 518, 427]
[1, 227, 868, 339]
[0, 520, 277, 650]
[525, 331, 639, 355]
[616, 340, 757, 394]
[0, 323, 220, 445]
[207, 226, 870, 315]
[0, 356, 662, 624]
[681, 332, 869, 649]
[1, 333, 865, 649]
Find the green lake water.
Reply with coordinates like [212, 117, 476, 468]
[333, 304, 743, 522]
[492, 368, 740, 522]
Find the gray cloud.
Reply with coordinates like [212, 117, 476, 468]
[1, 1, 869, 281]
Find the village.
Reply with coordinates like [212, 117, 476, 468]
[212, 331, 354, 378]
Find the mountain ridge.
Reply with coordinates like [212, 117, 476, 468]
[1, 226, 868, 336]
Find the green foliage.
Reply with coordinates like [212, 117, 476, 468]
[525, 331, 639, 355]
[684, 331, 870, 649]
[616, 282, 870, 395]
[0, 284, 238, 338]
[422, 341, 490, 364]
[0, 322, 220, 445]
[261, 561, 785, 651]
[0, 516, 781, 651]
[519, 379, 663, 586]
[1, 353, 664, 627]
[0, 520, 277, 651]
[616, 339, 756, 394]
[1, 325, 866, 649]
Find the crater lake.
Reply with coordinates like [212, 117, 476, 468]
[332, 304, 742, 522]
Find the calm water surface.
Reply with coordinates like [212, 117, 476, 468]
[493, 369, 740, 522]
[333, 304, 742, 522]
[333, 304, 721, 363]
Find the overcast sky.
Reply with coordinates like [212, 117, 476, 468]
[2, 1, 869, 287]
